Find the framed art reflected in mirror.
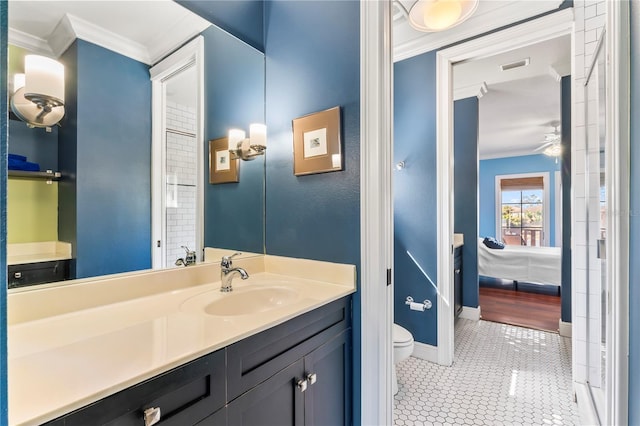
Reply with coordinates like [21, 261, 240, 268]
[209, 137, 239, 184]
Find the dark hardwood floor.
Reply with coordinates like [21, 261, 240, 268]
[479, 281, 561, 333]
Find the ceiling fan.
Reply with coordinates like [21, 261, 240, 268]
[534, 125, 562, 157]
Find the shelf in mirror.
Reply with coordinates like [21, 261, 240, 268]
[8, 170, 61, 182]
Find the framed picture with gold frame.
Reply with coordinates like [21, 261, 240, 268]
[209, 137, 239, 184]
[292, 106, 342, 176]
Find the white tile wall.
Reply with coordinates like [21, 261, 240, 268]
[165, 101, 198, 266]
[571, 0, 606, 385]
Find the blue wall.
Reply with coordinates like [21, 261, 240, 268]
[454, 97, 479, 309]
[7, 121, 57, 170]
[177, 0, 264, 52]
[1, 2, 8, 422]
[263, 0, 360, 422]
[479, 154, 561, 246]
[59, 40, 152, 279]
[202, 25, 265, 254]
[629, 1, 639, 422]
[393, 51, 438, 346]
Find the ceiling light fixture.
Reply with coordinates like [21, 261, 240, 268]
[408, 0, 479, 32]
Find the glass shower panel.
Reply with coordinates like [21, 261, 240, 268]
[163, 65, 199, 268]
[584, 33, 607, 420]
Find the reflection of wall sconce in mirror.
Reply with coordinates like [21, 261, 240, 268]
[10, 55, 65, 131]
[228, 123, 267, 161]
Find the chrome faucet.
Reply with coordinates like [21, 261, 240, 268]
[220, 252, 248, 292]
[175, 246, 197, 267]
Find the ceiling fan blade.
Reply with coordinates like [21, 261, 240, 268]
[533, 142, 553, 152]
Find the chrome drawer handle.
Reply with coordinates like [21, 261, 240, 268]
[297, 378, 308, 393]
[14, 272, 22, 279]
[307, 373, 317, 385]
[455, 269, 461, 274]
[144, 407, 161, 426]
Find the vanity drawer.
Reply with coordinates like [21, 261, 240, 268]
[226, 296, 351, 402]
[8, 260, 70, 289]
[46, 349, 225, 426]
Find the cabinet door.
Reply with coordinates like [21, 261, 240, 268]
[304, 330, 351, 426]
[227, 359, 305, 426]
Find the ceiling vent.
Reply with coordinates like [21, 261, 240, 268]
[500, 58, 530, 71]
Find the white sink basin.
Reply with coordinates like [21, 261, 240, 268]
[181, 285, 300, 317]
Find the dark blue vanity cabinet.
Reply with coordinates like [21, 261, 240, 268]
[454, 246, 463, 318]
[45, 297, 352, 426]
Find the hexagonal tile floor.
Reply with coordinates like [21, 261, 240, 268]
[394, 319, 579, 425]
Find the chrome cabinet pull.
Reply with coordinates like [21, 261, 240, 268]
[143, 407, 161, 426]
[455, 269, 461, 274]
[297, 378, 308, 392]
[306, 373, 317, 385]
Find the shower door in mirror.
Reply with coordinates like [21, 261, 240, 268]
[151, 39, 204, 269]
[584, 32, 607, 421]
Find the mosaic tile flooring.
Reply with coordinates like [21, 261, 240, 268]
[394, 319, 580, 425]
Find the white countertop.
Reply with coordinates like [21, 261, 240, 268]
[454, 233, 464, 248]
[7, 242, 72, 265]
[8, 256, 356, 425]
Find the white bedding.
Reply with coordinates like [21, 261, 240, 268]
[478, 239, 562, 286]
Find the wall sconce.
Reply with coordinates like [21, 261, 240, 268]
[228, 124, 267, 161]
[408, 0, 479, 32]
[11, 55, 65, 130]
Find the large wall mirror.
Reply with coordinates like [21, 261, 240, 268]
[6, 1, 266, 290]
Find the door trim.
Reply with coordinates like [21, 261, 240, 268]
[150, 36, 205, 268]
[435, 8, 574, 367]
[605, 1, 630, 423]
[360, 1, 394, 424]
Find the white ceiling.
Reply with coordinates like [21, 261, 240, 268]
[392, 0, 564, 61]
[453, 35, 571, 159]
[8, 0, 571, 153]
[8, 0, 211, 65]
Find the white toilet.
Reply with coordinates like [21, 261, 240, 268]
[393, 323, 414, 395]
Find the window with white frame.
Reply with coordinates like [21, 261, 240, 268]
[496, 173, 549, 246]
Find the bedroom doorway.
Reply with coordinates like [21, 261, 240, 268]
[452, 31, 570, 334]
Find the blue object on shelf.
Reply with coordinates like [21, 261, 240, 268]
[8, 153, 41, 171]
[8, 153, 27, 162]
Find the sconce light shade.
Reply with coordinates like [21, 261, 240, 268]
[249, 123, 267, 148]
[228, 124, 267, 161]
[11, 55, 65, 129]
[408, 0, 479, 32]
[228, 129, 246, 151]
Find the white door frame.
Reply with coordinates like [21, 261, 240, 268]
[436, 8, 575, 367]
[360, 1, 394, 424]
[604, 1, 630, 424]
[150, 36, 205, 269]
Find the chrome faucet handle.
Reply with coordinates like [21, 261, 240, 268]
[181, 246, 197, 265]
[221, 252, 242, 268]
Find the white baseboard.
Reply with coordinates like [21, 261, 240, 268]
[412, 342, 439, 363]
[459, 306, 481, 321]
[559, 320, 572, 337]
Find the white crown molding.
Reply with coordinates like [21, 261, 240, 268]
[547, 65, 562, 82]
[65, 14, 151, 64]
[394, 0, 564, 62]
[479, 149, 546, 161]
[454, 81, 488, 100]
[8, 28, 54, 56]
[146, 16, 210, 65]
[47, 14, 76, 59]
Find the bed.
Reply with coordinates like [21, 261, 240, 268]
[477, 238, 562, 287]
